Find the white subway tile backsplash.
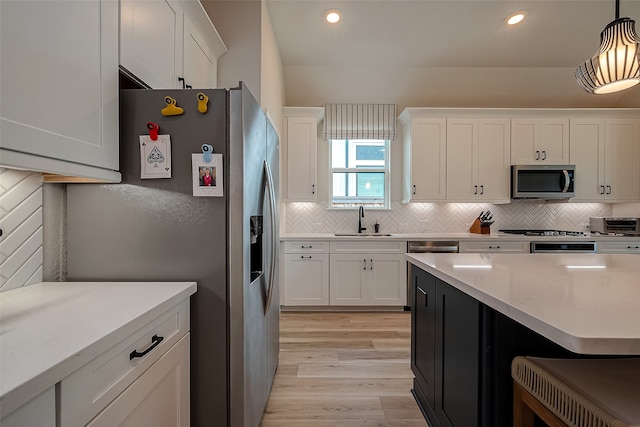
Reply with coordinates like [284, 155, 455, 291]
[0, 168, 44, 291]
[284, 201, 612, 234]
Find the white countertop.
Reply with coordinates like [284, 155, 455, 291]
[280, 232, 638, 241]
[0, 281, 197, 416]
[407, 253, 640, 355]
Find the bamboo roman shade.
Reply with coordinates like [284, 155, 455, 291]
[323, 104, 397, 141]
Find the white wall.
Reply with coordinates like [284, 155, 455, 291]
[202, 0, 263, 100]
[260, 0, 285, 138]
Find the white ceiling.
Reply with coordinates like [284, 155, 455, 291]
[265, 0, 640, 108]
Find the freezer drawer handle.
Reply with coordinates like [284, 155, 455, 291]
[130, 335, 164, 360]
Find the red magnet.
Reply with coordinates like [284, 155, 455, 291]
[147, 122, 160, 141]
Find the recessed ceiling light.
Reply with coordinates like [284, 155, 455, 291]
[507, 11, 526, 26]
[325, 9, 341, 24]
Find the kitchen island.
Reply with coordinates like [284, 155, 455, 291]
[406, 253, 640, 427]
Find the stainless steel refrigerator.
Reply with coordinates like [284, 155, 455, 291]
[66, 83, 280, 427]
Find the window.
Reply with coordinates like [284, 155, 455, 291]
[330, 139, 390, 208]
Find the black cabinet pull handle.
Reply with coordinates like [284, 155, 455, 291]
[312, 184, 315, 195]
[480, 185, 484, 195]
[474, 185, 478, 195]
[130, 335, 163, 360]
[300, 255, 312, 259]
[370, 259, 373, 270]
[413, 184, 417, 195]
[535, 150, 540, 160]
[363, 259, 367, 270]
[177, 77, 186, 89]
[186, 84, 192, 89]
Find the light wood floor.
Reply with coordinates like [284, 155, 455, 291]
[260, 311, 429, 427]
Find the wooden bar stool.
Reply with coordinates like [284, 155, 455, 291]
[511, 356, 640, 427]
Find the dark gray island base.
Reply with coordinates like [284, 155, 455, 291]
[409, 264, 612, 427]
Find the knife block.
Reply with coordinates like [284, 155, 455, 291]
[470, 218, 490, 234]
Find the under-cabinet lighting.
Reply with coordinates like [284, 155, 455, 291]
[565, 265, 607, 269]
[453, 265, 493, 269]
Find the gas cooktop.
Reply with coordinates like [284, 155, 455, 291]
[499, 229, 587, 237]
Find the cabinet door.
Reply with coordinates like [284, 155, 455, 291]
[369, 254, 406, 305]
[283, 253, 329, 305]
[604, 119, 640, 201]
[1, 0, 119, 173]
[511, 119, 569, 164]
[0, 387, 55, 427]
[446, 119, 478, 201]
[435, 279, 481, 427]
[120, 0, 182, 89]
[285, 117, 318, 201]
[183, 16, 216, 89]
[87, 334, 190, 427]
[570, 119, 605, 201]
[329, 254, 368, 305]
[404, 118, 447, 201]
[477, 119, 510, 202]
[411, 266, 437, 412]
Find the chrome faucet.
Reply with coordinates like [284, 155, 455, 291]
[358, 206, 366, 233]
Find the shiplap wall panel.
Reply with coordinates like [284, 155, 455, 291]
[0, 168, 44, 291]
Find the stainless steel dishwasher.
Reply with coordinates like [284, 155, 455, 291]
[405, 241, 459, 309]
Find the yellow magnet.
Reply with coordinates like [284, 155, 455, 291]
[197, 93, 209, 114]
[161, 96, 184, 116]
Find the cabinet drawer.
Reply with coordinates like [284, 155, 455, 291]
[331, 240, 407, 253]
[284, 240, 329, 253]
[459, 240, 529, 253]
[597, 241, 640, 253]
[59, 299, 190, 427]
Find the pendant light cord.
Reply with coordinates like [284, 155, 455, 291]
[615, 0, 620, 20]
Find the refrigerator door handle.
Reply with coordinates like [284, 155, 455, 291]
[264, 160, 277, 314]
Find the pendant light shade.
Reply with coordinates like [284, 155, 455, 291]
[575, 3, 640, 95]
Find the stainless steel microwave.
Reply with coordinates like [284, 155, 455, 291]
[511, 165, 575, 199]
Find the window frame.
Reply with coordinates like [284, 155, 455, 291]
[328, 139, 391, 210]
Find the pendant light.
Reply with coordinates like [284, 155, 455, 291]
[575, 0, 640, 94]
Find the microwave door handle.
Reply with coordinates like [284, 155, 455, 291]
[562, 170, 570, 192]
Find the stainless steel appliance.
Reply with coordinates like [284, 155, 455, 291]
[406, 241, 459, 309]
[511, 164, 575, 199]
[530, 241, 596, 253]
[66, 84, 279, 427]
[499, 229, 587, 237]
[590, 217, 640, 236]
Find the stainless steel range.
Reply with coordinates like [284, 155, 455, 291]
[498, 229, 596, 253]
[499, 229, 587, 237]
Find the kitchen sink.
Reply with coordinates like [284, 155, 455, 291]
[334, 233, 393, 237]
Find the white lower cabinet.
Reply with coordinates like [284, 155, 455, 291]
[0, 387, 55, 427]
[282, 241, 330, 306]
[597, 241, 640, 254]
[330, 241, 407, 306]
[459, 240, 529, 253]
[87, 334, 190, 427]
[282, 239, 407, 307]
[59, 300, 190, 427]
[283, 253, 330, 305]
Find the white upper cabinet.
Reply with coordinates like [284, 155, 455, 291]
[511, 118, 569, 165]
[446, 118, 511, 203]
[282, 108, 323, 201]
[400, 114, 447, 202]
[183, 15, 217, 89]
[120, 0, 182, 89]
[120, 0, 226, 89]
[0, 0, 120, 181]
[570, 118, 640, 202]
